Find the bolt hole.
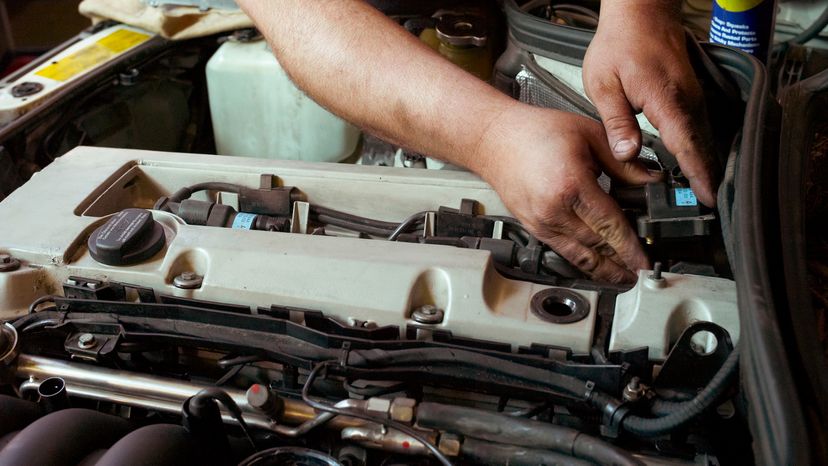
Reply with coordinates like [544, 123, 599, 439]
[530, 288, 589, 324]
[540, 296, 576, 317]
[690, 330, 718, 356]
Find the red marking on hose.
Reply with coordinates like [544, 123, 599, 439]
[252, 384, 261, 394]
[402, 441, 410, 449]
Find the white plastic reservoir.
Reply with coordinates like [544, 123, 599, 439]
[206, 39, 360, 162]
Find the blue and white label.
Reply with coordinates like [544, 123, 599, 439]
[674, 188, 699, 207]
[231, 212, 257, 230]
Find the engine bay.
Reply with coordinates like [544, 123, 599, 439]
[0, 147, 744, 465]
[3, 0, 824, 464]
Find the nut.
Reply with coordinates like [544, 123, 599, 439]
[622, 376, 646, 402]
[389, 397, 416, 423]
[438, 433, 462, 457]
[365, 397, 391, 418]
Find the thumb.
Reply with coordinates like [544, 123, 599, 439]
[588, 77, 642, 162]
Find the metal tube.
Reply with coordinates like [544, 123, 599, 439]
[15, 354, 366, 432]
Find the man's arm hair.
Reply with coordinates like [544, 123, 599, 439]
[236, 0, 517, 178]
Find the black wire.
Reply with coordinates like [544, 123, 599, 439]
[788, 4, 828, 45]
[388, 211, 433, 241]
[194, 388, 257, 449]
[215, 364, 244, 386]
[302, 362, 453, 466]
[28, 295, 57, 314]
[217, 354, 263, 369]
[343, 380, 409, 397]
[311, 205, 402, 230]
[314, 214, 398, 237]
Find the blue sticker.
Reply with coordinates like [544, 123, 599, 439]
[674, 188, 698, 207]
[231, 212, 257, 230]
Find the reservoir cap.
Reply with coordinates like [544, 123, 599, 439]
[88, 208, 165, 266]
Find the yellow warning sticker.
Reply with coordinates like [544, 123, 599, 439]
[35, 29, 151, 82]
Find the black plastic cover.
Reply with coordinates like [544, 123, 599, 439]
[87, 208, 165, 266]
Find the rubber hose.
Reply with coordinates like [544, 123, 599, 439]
[0, 408, 131, 466]
[347, 347, 588, 399]
[416, 402, 643, 466]
[461, 437, 593, 466]
[621, 346, 740, 437]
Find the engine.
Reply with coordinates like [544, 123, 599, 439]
[0, 147, 746, 465]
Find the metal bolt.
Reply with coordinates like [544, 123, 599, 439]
[173, 271, 203, 289]
[622, 376, 645, 402]
[411, 305, 444, 325]
[646, 262, 666, 289]
[0, 254, 20, 272]
[651, 262, 663, 280]
[77, 333, 97, 349]
[438, 433, 462, 457]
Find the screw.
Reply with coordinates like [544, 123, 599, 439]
[77, 333, 97, 349]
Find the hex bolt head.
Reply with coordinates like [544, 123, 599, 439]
[173, 271, 203, 289]
[365, 397, 392, 418]
[389, 397, 417, 423]
[411, 305, 444, 325]
[438, 433, 462, 457]
[77, 333, 97, 349]
[0, 254, 20, 272]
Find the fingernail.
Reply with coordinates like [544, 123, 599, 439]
[613, 139, 637, 156]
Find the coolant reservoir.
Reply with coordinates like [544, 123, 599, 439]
[206, 39, 360, 162]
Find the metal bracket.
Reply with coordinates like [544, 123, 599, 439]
[654, 321, 733, 391]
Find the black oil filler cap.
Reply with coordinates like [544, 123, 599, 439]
[88, 209, 166, 266]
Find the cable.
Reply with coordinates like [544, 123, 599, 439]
[28, 295, 57, 315]
[343, 380, 409, 397]
[788, 4, 828, 45]
[311, 205, 401, 230]
[621, 346, 740, 437]
[169, 182, 245, 202]
[388, 211, 433, 240]
[193, 388, 257, 449]
[345, 347, 589, 401]
[417, 402, 643, 466]
[302, 362, 453, 466]
[314, 214, 397, 237]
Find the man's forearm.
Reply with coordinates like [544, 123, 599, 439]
[236, 0, 517, 178]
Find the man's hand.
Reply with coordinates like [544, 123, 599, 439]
[583, 0, 718, 206]
[476, 105, 658, 283]
[239, 0, 655, 282]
